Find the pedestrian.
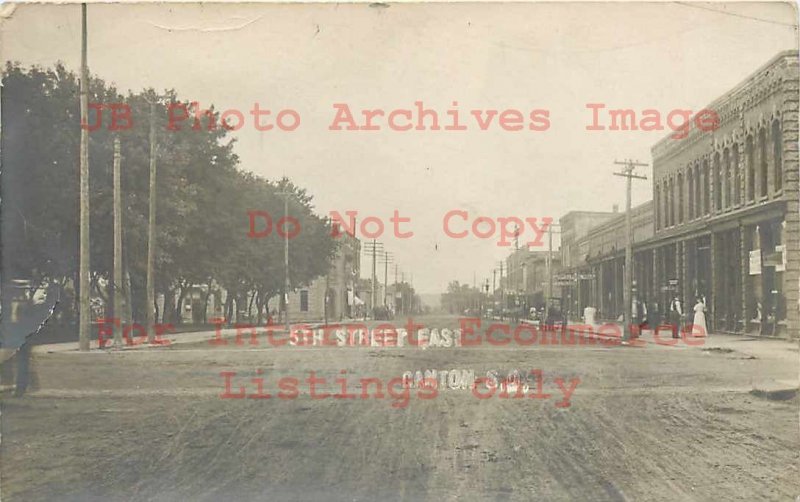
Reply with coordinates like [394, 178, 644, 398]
[637, 297, 648, 336]
[755, 301, 764, 336]
[648, 300, 659, 329]
[692, 297, 708, 337]
[669, 295, 683, 339]
[583, 305, 597, 327]
[631, 296, 641, 338]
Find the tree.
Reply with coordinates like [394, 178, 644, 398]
[1, 62, 340, 335]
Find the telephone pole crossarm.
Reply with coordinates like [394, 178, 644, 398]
[613, 171, 648, 181]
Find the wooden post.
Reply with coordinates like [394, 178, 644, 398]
[78, 3, 91, 351]
[113, 137, 123, 346]
[146, 101, 157, 342]
[613, 160, 648, 341]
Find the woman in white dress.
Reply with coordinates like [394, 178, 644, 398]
[692, 298, 708, 337]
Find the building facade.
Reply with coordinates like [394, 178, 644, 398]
[650, 50, 798, 337]
[557, 51, 798, 338]
[284, 234, 361, 322]
[504, 248, 556, 311]
[559, 203, 654, 320]
[560, 210, 619, 270]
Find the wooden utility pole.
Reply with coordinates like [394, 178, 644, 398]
[78, 3, 91, 351]
[145, 101, 157, 343]
[324, 274, 329, 326]
[380, 251, 393, 306]
[400, 270, 405, 314]
[613, 159, 649, 342]
[393, 264, 399, 313]
[283, 191, 290, 334]
[547, 227, 553, 319]
[112, 137, 123, 347]
[544, 224, 562, 322]
[498, 261, 505, 317]
[362, 240, 383, 317]
[499, 261, 504, 309]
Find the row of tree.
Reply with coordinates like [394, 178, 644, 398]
[1, 62, 338, 327]
[441, 281, 487, 315]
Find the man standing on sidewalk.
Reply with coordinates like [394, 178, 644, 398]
[631, 295, 647, 339]
[669, 296, 683, 339]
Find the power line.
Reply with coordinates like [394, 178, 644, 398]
[674, 2, 797, 28]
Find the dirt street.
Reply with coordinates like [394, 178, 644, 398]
[1, 315, 798, 501]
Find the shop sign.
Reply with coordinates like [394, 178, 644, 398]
[766, 245, 786, 272]
[749, 249, 761, 275]
[661, 279, 678, 292]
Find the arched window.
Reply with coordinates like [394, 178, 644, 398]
[713, 152, 722, 211]
[746, 135, 755, 201]
[722, 148, 730, 209]
[694, 163, 702, 217]
[731, 144, 740, 206]
[655, 183, 661, 230]
[687, 168, 694, 220]
[677, 172, 684, 224]
[759, 128, 768, 197]
[669, 178, 675, 226]
[703, 160, 710, 214]
[773, 119, 783, 192]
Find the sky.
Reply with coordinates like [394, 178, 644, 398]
[1, 1, 797, 294]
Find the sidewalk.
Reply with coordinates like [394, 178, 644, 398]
[629, 324, 799, 362]
[592, 322, 800, 397]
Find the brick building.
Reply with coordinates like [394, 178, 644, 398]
[558, 51, 798, 338]
[648, 50, 798, 337]
[559, 203, 654, 320]
[504, 248, 557, 311]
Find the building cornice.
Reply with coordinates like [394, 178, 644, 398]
[652, 50, 798, 163]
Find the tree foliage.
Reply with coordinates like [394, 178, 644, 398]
[1, 62, 337, 326]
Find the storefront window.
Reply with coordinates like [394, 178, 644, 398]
[748, 220, 786, 335]
[768, 220, 786, 323]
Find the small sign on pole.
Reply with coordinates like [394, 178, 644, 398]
[749, 250, 761, 275]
